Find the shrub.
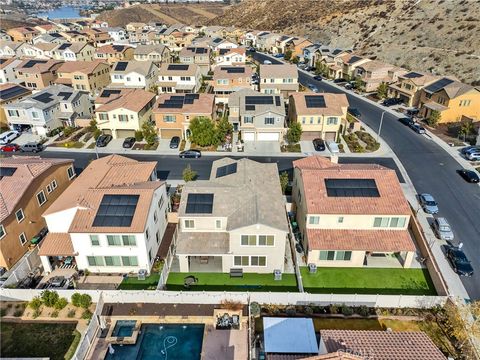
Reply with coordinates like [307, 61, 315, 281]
[81, 309, 93, 320]
[51, 310, 59, 318]
[341, 304, 354, 316]
[0, 308, 6, 317]
[135, 130, 144, 142]
[426, 110, 441, 127]
[63, 126, 76, 137]
[32, 309, 41, 318]
[41, 290, 59, 307]
[182, 164, 197, 182]
[356, 305, 370, 317]
[220, 299, 243, 311]
[329, 304, 339, 314]
[79, 294, 92, 309]
[285, 305, 296, 316]
[29, 297, 43, 310]
[54, 297, 68, 310]
[142, 121, 157, 146]
[304, 306, 314, 315]
[67, 309, 76, 318]
[13, 309, 24, 317]
[286, 122, 302, 144]
[250, 302, 261, 317]
[93, 128, 102, 140]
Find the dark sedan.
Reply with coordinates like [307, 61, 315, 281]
[313, 138, 326, 151]
[96, 134, 113, 147]
[179, 149, 201, 159]
[347, 108, 361, 118]
[398, 117, 414, 126]
[313, 75, 322, 81]
[170, 136, 181, 149]
[446, 247, 474, 277]
[122, 137, 136, 148]
[457, 169, 480, 183]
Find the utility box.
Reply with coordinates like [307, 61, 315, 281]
[308, 263, 317, 273]
[274, 269, 282, 280]
[138, 269, 147, 280]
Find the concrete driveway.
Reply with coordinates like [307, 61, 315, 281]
[15, 133, 42, 145]
[243, 141, 280, 154]
[300, 140, 331, 156]
[157, 139, 180, 153]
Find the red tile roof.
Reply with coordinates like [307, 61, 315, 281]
[38, 233, 74, 256]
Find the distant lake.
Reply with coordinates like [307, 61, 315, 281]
[37, 6, 84, 19]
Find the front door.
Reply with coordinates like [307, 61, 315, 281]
[233, 123, 239, 132]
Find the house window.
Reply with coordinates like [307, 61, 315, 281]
[90, 235, 100, 246]
[234, 256, 249, 266]
[46, 184, 53, 193]
[264, 117, 274, 125]
[309, 216, 320, 225]
[87, 256, 105, 266]
[51, 180, 58, 190]
[0, 225, 5, 240]
[389, 217, 406, 228]
[163, 115, 176, 123]
[216, 220, 221, 229]
[67, 166, 75, 180]
[15, 209, 25, 223]
[107, 235, 122, 246]
[338, 216, 344, 223]
[335, 251, 352, 261]
[154, 211, 158, 223]
[98, 113, 108, 121]
[36, 190, 47, 206]
[243, 116, 253, 123]
[251, 256, 267, 266]
[310, 117, 314, 124]
[156, 231, 160, 244]
[122, 256, 138, 266]
[19, 232, 27, 245]
[373, 217, 390, 228]
[158, 195, 164, 209]
[319, 251, 335, 261]
[31, 111, 39, 118]
[104, 256, 121, 266]
[118, 114, 128, 122]
[7, 109, 20, 117]
[146, 229, 150, 240]
[327, 117, 338, 125]
[184, 219, 195, 229]
[258, 235, 274, 246]
[241, 235, 256, 246]
[122, 235, 136, 246]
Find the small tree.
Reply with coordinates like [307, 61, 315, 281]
[141, 121, 157, 146]
[280, 171, 289, 194]
[71, 293, 91, 309]
[443, 300, 480, 356]
[215, 117, 233, 144]
[376, 82, 389, 99]
[29, 296, 42, 310]
[54, 298, 68, 310]
[353, 76, 364, 92]
[182, 164, 197, 182]
[41, 290, 59, 308]
[284, 49, 292, 61]
[286, 122, 302, 143]
[459, 119, 474, 140]
[426, 110, 441, 127]
[134, 130, 144, 142]
[89, 119, 98, 132]
[189, 116, 217, 146]
[291, 56, 299, 64]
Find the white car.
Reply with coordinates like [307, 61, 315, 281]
[466, 151, 480, 161]
[326, 141, 339, 155]
[0, 130, 20, 145]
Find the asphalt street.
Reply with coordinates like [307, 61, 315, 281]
[252, 52, 480, 299]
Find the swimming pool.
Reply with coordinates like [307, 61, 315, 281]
[105, 324, 204, 360]
[112, 320, 137, 338]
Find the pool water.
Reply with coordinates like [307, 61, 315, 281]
[112, 320, 136, 337]
[105, 324, 204, 360]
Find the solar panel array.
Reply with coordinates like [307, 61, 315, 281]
[0, 167, 17, 178]
[185, 193, 214, 214]
[245, 96, 274, 105]
[92, 194, 139, 227]
[216, 163, 237, 178]
[33, 92, 54, 104]
[23, 60, 48, 68]
[158, 94, 200, 109]
[348, 56, 363, 64]
[424, 78, 455, 94]
[167, 64, 189, 71]
[221, 67, 245, 74]
[0, 85, 29, 101]
[404, 72, 423, 79]
[115, 61, 129, 71]
[100, 89, 122, 98]
[57, 43, 71, 50]
[57, 92, 73, 101]
[195, 48, 208, 54]
[305, 95, 326, 108]
[112, 45, 126, 52]
[325, 179, 380, 197]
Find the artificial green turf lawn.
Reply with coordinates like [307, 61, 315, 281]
[118, 273, 160, 290]
[0, 322, 78, 360]
[166, 272, 298, 292]
[300, 267, 437, 295]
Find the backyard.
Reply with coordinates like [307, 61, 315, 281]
[166, 272, 298, 292]
[118, 273, 160, 290]
[0, 321, 80, 360]
[300, 267, 436, 295]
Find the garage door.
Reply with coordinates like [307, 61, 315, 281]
[257, 132, 279, 141]
[243, 131, 255, 141]
[160, 129, 182, 139]
[116, 129, 136, 138]
[301, 131, 322, 141]
[324, 132, 337, 141]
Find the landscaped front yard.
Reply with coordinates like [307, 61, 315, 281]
[166, 272, 298, 292]
[300, 267, 436, 295]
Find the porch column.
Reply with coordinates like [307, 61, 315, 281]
[178, 255, 189, 272]
[40, 256, 53, 274]
[403, 251, 414, 268]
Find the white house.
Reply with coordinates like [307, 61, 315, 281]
[213, 47, 246, 68]
[39, 155, 169, 275]
[158, 63, 202, 93]
[105, 27, 127, 42]
[110, 60, 159, 90]
[52, 42, 95, 62]
[0, 58, 22, 84]
[210, 37, 238, 52]
[0, 41, 27, 57]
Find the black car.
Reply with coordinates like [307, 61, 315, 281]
[96, 134, 113, 147]
[382, 98, 402, 106]
[347, 107, 361, 118]
[179, 149, 201, 159]
[457, 169, 480, 183]
[398, 117, 414, 126]
[333, 78, 346, 83]
[122, 137, 136, 148]
[446, 247, 474, 277]
[313, 75, 322, 81]
[170, 136, 180, 149]
[313, 138, 326, 151]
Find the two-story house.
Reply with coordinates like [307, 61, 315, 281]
[175, 157, 289, 274]
[338, 54, 371, 81]
[388, 71, 441, 108]
[0, 58, 23, 84]
[292, 156, 416, 268]
[56, 60, 111, 94]
[213, 47, 246, 68]
[52, 42, 95, 62]
[110, 60, 159, 91]
[157, 63, 202, 93]
[0, 156, 74, 269]
[178, 47, 211, 75]
[213, 65, 253, 104]
[15, 59, 64, 90]
[105, 27, 127, 43]
[284, 37, 314, 60]
[4, 84, 91, 134]
[0, 83, 31, 127]
[134, 44, 171, 64]
[95, 44, 134, 65]
[209, 37, 238, 53]
[6, 27, 39, 43]
[289, 92, 349, 141]
[94, 88, 156, 138]
[39, 155, 168, 275]
[153, 93, 215, 139]
[353, 60, 407, 92]
[81, 28, 112, 46]
[0, 41, 27, 58]
[228, 89, 286, 141]
[259, 64, 299, 96]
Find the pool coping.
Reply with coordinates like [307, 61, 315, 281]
[105, 319, 141, 345]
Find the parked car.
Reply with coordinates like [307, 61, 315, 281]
[96, 134, 112, 147]
[304, 66, 315, 72]
[263, 60, 272, 65]
[457, 169, 480, 183]
[333, 78, 346, 83]
[326, 141, 339, 155]
[307, 84, 319, 92]
[446, 246, 474, 277]
[20, 142, 44, 153]
[344, 83, 353, 90]
[248, 47, 256, 52]
[398, 117, 414, 126]
[179, 149, 201, 159]
[313, 138, 326, 151]
[382, 98, 402, 106]
[169, 136, 180, 149]
[419, 193, 439, 214]
[0, 143, 20, 152]
[273, 54, 284, 58]
[0, 130, 20, 145]
[313, 75, 322, 81]
[122, 137, 136, 148]
[460, 145, 480, 155]
[432, 217, 454, 241]
[347, 108, 361, 118]
[31, 227, 49, 245]
[465, 151, 480, 161]
[406, 108, 419, 117]
[410, 123, 426, 134]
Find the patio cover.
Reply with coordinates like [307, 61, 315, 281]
[423, 102, 449, 112]
[263, 317, 318, 354]
[176, 231, 229, 255]
[38, 232, 75, 256]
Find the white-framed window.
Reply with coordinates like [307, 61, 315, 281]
[51, 179, 58, 190]
[46, 183, 53, 194]
[90, 235, 100, 246]
[15, 209, 25, 223]
[158, 195, 164, 209]
[264, 117, 275, 125]
[309, 216, 320, 225]
[107, 235, 122, 246]
[319, 250, 352, 261]
[241, 235, 256, 246]
[258, 235, 274, 246]
[184, 219, 195, 229]
[146, 229, 150, 240]
[154, 211, 158, 223]
[19, 232, 27, 246]
[67, 166, 75, 180]
[0, 225, 6, 240]
[104, 256, 121, 266]
[163, 115, 176, 123]
[373, 217, 406, 228]
[87, 256, 104, 266]
[338, 216, 344, 223]
[36, 190, 47, 206]
[234, 255, 266, 267]
[243, 116, 253, 124]
[215, 219, 221, 229]
[327, 117, 338, 125]
[122, 256, 138, 266]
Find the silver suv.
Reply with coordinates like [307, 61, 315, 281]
[432, 217, 454, 241]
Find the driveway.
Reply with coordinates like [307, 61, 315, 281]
[243, 141, 280, 154]
[300, 140, 333, 157]
[15, 133, 42, 145]
[157, 139, 180, 154]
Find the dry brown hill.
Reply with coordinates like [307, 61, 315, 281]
[210, 0, 480, 84]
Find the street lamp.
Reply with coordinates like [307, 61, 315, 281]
[377, 110, 386, 142]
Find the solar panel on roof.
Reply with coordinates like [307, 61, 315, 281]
[57, 43, 71, 50]
[245, 96, 273, 105]
[100, 89, 122, 97]
[57, 92, 73, 100]
[184, 98, 194, 104]
[213, 38, 222, 43]
[0, 85, 29, 101]
[223, 67, 245, 74]
[112, 45, 126, 51]
[33, 93, 54, 104]
[92, 194, 139, 227]
[424, 78, 455, 94]
[0, 167, 17, 178]
[23, 60, 48, 68]
[325, 179, 380, 197]
[305, 95, 326, 108]
[186, 193, 214, 214]
[348, 56, 362, 64]
[216, 163, 237, 178]
[115, 61, 128, 71]
[167, 64, 189, 71]
[404, 72, 423, 79]
[170, 96, 185, 101]
[185, 94, 199, 100]
[159, 102, 183, 109]
[195, 48, 207, 54]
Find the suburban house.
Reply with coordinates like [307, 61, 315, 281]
[129, 29, 157, 45]
[209, 37, 238, 53]
[56, 60, 111, 94]
[0, 156, 74, 269]
[241, 30, 267, 47]
[34, 24, 59, 34]
[292, 156, 416, 268]
[388, 71, 441, 108]
[29, 43, 58, 59]
[338, 54, 371, 80]
[0, 83, 31, 129]
[228, 89, 286, 141]
[175, 157, 289, 274]
[0, 41, 28, 58]
[285, 37, 314, 59]
[316, 49, 352, 79]
[4, 84, 92, 135]
[213, 65, 253, 104]
[6, 27, 39, 43]
[302, 44, 331, 67]
[213, 47, 246, 68]
[39, 155, 169, 275]
[256, 32, 279, 53]
[59, 30, 89, 43]
[156, 30, 196, 52]
[51, 42, 95, 62]
[15, 59, 64, 91]
[0, 30, 12, 41]
[105, 27, 127, 42]
[259, 64, 299, 96]
[153, 93, 215, 140]
[95, 44, 134, 64]
[157, 63, 202, 93]
[0, 58, 23, 84]
[94, 88, 156, 138]
[33, 33, 67, 45]
[110, 60, 159, 91]
[81, 28, 112, 46]
[178, 46, 211, 75]
[126, 22, 148, 32]
[275, 35, 297, 54]
[133, 44, 171, 64]
[289, 92, 349, 141]
[353, 60, 407, 92]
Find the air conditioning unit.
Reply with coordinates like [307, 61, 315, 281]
[308, 263, 317, 273]
[138, 269, 147, 280]
[274, 269, 282, 281]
